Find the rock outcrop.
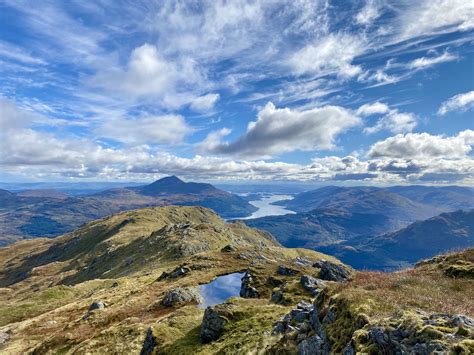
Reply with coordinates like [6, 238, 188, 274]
[278, 265, 299, 276]
[240, 271, 259, 298]
[300, 275, 326, 296]
[140, 327, 157, 355]
[161, 287, 203, 307]
[317, 260, 353, 281]
[200, 304, 235, 343]
[273, 297, 474, 354]
[157, 265, 191, 281]
[82, 300, 106, 320]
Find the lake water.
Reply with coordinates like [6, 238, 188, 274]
[199, 272, 244, 308]
[240, 194, 295, 220]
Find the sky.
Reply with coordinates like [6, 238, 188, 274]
[0, 0, 473, 184]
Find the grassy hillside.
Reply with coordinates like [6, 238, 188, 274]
[0, 206, 472, 354]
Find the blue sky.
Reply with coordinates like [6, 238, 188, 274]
[0, 0, 473, 184]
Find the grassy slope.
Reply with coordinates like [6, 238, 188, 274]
[0, 206, 335, 353]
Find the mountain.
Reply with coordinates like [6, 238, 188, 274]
[277, 186, 442, 224]
[0, 176, 256, 246]
[318, 209, 474, 270]
[0, 206, 472, 353]
[385, 185, 474, 211]
[278, 185, 474, 222]
[133, 175, 216, 195]
[244, 209, 397, 248]
[93, 176, 256, 218]
[0, 196, 122, 246]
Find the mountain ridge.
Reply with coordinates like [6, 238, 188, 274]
[0, 176, 256, 246]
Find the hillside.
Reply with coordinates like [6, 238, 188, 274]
[318, 209, 474, 270]
[277, 185, 474, 224]
[0, 176, 256, 246]
[278, 186, 442, 222]
[0, 207, 472, 354]
[244, 209, 397, 248]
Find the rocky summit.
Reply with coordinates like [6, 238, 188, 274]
[0, 206, 472, 354]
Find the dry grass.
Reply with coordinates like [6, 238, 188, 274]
[335, 267, 474, 319]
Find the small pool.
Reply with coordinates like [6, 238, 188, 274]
[199, 272, 244, 308]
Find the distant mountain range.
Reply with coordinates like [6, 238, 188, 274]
[246, 185, 474, 269]
[276, 185, 474, 222]
[318, 209, 474, 270]
[0, 176, 256, 246]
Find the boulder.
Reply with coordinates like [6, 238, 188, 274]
[161, 287, 203, 307]
[318, 261, 353, 282]
[240, 271, 259, 298]
[278, 265, 299, 276]
[300, 275, 326, 296]
[83, 300, 106, 320]
[157, 265, 191, 281]
[298, 335, 324, 355]
[200, 304, 234, 343]
[88, 301, 106, 311]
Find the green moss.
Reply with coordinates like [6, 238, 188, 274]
[444, 261, 474, 279]
[420, 325, 444, 340]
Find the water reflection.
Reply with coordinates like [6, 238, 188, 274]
[199, 272, 244, 308]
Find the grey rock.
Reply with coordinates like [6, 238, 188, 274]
[89, 301, 106, 311]
[318, 261, 352, 282]
[298, 335, 324, 355]
[272, 321, 286, 335]
[278, 265, 299, 276]
[83, 300, 106, 320]
[161, 287, 203, 307]
[0, 331, 10, 345]
[342, 342, 355, 355]
[271, 288, 284, 303]
[140, 327, 157, 355]
[240, 271, 259, 298]
[221, 244, 236, 252]
[450, 314, 474, 328]
[200, 305, 233, 343]
[290, 309, 311, 323]
[300, 275, 326, 296]
[157, 265, 190, 281]
[294, 256, 313, 267]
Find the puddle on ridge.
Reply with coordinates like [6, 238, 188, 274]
[199, 272, 244, 308]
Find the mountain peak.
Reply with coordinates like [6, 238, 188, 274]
[152, 175, 184, 185]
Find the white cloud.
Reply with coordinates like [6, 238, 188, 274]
[399, 0, 474, 40]
[355, 0, 382, 26]
[190, 93, 220, 112]
[0, 98, 34, 130]
[89, 43, 206, 108]
[201, 102, 361, 158]
[437, 91, 474, 116]
[368, 130, 474, 159]
[1, 101, 472, 184]
[357, 102, 390, 116]
[289, 33, 365, 78]
[96, 114, 193, 145]
[408, 51, 458, 69]
[364, 111, 417, 135]
[358, 102, 417, 134]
